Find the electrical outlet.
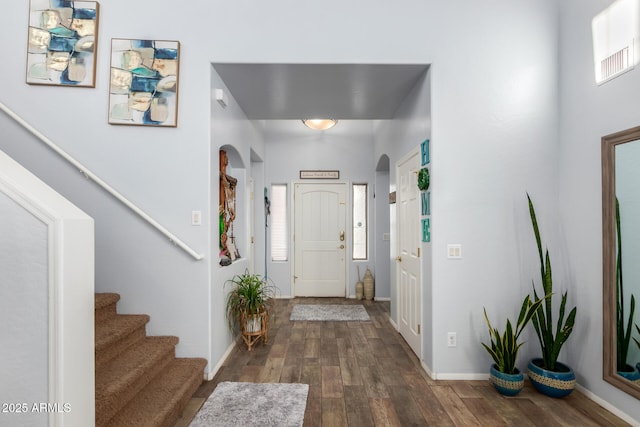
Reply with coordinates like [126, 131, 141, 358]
[447, 332, 457, 347]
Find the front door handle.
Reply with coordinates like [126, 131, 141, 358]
[339, 244, 345, 249]
[396, 256, 402, 262]
[340, 231, 345, 241]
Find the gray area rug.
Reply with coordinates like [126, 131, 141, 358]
[290, 304, 370, 321]
[190, 382, 308, 427]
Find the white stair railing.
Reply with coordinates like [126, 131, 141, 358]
[0, 101, 204, 261]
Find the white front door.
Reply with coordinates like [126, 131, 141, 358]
[293, 183, 347, 297]
[397, 150, 422, 357]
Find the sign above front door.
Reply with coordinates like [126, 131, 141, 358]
[299, 170, 340, 179]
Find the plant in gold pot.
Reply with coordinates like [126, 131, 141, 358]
[225, 270, 276, 351]
[526, 194, 577, 398]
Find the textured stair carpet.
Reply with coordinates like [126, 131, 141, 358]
[95, 293, 207, 427]
[289, 304, 370, 321]
[189, 382, 308, 427]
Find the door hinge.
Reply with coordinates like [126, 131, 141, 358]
[251, 236, 254, 244]
[418, 324, 421, 334]
[417, 248, 420, 257]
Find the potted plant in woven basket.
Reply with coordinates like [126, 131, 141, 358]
[225, 270, 276, 351]
[526, 194, 578, 398]
[482, 295, 546, 396]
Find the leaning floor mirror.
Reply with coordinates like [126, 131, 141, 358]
[602, 125, 640, 398]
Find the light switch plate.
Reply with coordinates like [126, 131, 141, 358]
[191, 210, 202, 226]
[447, 244, 462, 259]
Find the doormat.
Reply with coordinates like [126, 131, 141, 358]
[189, 382, 308, 427]
[290, 304, 370, 321]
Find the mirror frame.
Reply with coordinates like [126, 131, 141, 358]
[602, 125, 640, 399]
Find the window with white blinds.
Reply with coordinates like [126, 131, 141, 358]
[270, 184, 288, 261]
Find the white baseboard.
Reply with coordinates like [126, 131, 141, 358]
[205, 341, 236, 381]
[576, 384, 640, 426]
[431, 372, 490, 381]
[421, 361, 435, 379]
[420, 360, 488, 381]
[374, 297, 391, 301]
[388, 315, 399, 331]
[430, 370, 489, 381]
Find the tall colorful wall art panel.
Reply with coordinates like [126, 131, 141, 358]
[109, 39, 180, 127]
[26, 0, 99, 87]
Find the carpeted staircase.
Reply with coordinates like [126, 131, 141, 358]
[95, 293, 207, 427]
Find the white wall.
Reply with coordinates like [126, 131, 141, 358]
[0, 149, 95, 427]
[371, 2, 562, 379]
[2, 1, 213, 367]
[374, 70, 433, 367]
[426, 3, 560, 378]
[374, 167, 391, 301]
[559, 0, 640, 421]
[210, 66, 265, 374]
[0, 192, 49, 427]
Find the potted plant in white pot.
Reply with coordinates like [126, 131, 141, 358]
[225, 270, 276, 351]
[526, 194, 578, 398]
[482, 295, 546, 396]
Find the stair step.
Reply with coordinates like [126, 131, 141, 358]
[95, 293, 121, 324]
[104, 358, 207, 427]
[95, 314, 149, 369]
[96, 336, 179, 427]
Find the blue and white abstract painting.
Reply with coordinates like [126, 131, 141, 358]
[109, 38, 180, 127]
[26, 0, 99, 87]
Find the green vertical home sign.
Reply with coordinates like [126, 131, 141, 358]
[420, 139, 431, 242]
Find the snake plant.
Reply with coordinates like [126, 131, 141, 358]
[482, 295, 546, 374]
[527, 194, 577, 371]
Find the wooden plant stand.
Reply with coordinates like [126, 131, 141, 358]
[240, 310, 269, 351]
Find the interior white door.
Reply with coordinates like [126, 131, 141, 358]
[294, 183, 347, 297]
[397, 150, 422, 357]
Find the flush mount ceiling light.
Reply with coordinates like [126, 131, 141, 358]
[302, 119, 338, 130]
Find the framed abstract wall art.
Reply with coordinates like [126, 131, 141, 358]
[26, 0, 100, 87]
[108, 38, 180, 127]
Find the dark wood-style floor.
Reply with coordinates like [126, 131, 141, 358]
[175, 298, 631, 426]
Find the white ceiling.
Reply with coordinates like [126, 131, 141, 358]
[212, 63, 430, 120]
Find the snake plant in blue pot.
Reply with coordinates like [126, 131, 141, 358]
[526, 194, 577, 398]
[482, 295, 546, 396]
